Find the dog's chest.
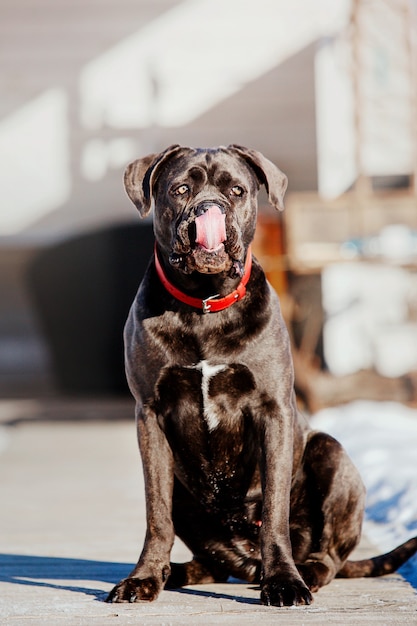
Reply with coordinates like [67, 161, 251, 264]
[155, 359, 259, 498]
[156, 359, 256, 430]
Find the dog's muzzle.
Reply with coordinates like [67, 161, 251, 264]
[170, 200, 242, 276]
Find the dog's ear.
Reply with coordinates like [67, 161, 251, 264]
[124, 144, 183, 217]
[228, 145, 288, 211]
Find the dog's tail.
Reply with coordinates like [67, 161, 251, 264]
[337, 536, 417, 578]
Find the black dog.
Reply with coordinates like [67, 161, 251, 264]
[107, 145, 417, 606]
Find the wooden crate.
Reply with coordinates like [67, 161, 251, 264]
[285, 190, 417, 271]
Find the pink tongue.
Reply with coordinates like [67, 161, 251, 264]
[195, 205, 226, 251]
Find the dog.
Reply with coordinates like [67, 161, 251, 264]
[107, 145, 417, 606]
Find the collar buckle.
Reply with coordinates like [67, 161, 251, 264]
[202, 294, 220, 314]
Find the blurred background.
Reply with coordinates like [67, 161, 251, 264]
[1, 0, 417, 408]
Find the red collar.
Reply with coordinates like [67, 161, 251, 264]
[154, 245, 252, 313]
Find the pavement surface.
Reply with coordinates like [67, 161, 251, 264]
[1, 398, 417, 625]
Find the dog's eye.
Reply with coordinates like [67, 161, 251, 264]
[174, 184, 189, 196]
[230, 186, 244, 197]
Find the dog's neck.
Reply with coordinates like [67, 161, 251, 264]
[154, 244, 252, 312]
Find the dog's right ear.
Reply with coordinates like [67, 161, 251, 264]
[124, 144, 183, 217]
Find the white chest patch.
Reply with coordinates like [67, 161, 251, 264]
[195, 360, 227, 431]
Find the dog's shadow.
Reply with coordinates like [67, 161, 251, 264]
[0, 553, 126, 601]
[169, 584, 260, 605]
[0, 554, 259, 604]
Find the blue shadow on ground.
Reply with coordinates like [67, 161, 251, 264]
[0, 553, 132, 601]
[0, 554, 259, 605]
[399, 555, 417, 589]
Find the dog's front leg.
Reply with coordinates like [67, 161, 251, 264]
[259, 400, 312, 607]
[107, 404, 175, 603]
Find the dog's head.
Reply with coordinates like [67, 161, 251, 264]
[124, 145, 287, 276]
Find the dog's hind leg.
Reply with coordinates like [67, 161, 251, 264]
[165, 559, 228, 588]
[171, 478, 262, 585]
[291, 431, 366, 592]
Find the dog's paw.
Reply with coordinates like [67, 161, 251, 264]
[297, 561, 330, 592]
[106, 577, 161, 603]
[260, 575, 312, 607]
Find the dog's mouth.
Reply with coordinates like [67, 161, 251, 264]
[194, 204, 226, 253]
[170, 202, 238, 275]
[190, 203, 230, 274]
[188, 202, 231, 274]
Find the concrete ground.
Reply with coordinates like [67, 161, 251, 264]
[1, 399, 417, 625]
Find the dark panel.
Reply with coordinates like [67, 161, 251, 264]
[27, 222, 154, 394]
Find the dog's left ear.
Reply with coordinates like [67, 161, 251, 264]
[124, 144, 183, 217]
[228, 145, 288, 211]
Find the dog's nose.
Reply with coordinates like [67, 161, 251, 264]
[195, 201, 225, 217]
